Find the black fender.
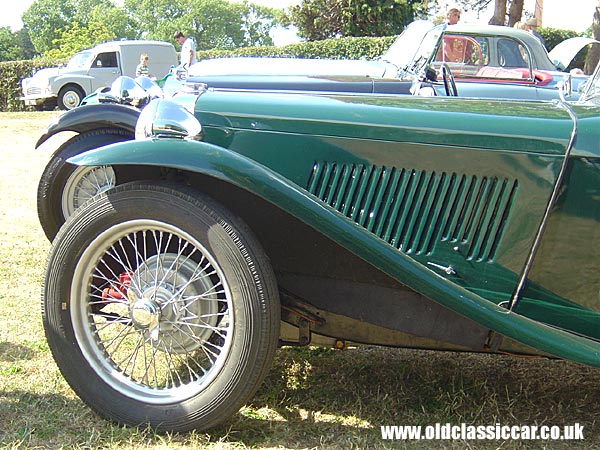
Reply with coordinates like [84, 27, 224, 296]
[35, 103, 141, 149]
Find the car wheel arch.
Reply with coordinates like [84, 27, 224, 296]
[35, 104, 140, 149]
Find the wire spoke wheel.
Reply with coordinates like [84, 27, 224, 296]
[62, 165, 116, 219]
[37, 128, 132, 241]
[74, 220, 232, 402]
[43, 182, 280, 431]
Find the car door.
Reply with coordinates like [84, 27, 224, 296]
[432, 33, 541, 100]
[88, 51, 122, 91]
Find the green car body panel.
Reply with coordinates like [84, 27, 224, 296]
[70, 90, 600, 366]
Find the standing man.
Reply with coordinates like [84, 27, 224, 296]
[446, 8, 461, 25]
[173, 31, 197, 67]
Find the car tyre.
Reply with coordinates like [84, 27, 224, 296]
[42, 181, 280, 432]
[58, 84, 85, 110]
[37, 128, 132, 241]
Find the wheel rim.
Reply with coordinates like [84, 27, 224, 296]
[71, 219, 234, 404]
[62, 165, 116, 219]
[62, 90, 82, 109]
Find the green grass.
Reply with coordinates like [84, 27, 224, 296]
[0, 112, 599, 449]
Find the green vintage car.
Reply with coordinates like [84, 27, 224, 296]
[40, 65, 600, 432]
[34, 21, 598, 242]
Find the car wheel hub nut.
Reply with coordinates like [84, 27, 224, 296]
[131, 298, 161, 331]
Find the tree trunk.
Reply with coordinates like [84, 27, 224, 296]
[489, 0, 507, 25]
[507, 0, 524, 27]
[534, 0, 544, 26]
[584, 1, 600, 74]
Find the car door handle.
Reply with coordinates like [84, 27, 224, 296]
[427, 261, 456, 276]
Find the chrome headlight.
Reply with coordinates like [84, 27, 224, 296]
[135, 99, 202, 141]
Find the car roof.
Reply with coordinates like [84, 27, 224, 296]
[89, 40, 175, 53]
[448, 24, 533, 37]
[444, 24, 556, 71]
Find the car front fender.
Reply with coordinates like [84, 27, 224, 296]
[35, 103, 140, 149]
[68, 137, 600, 367]
[48, 74, 96, 96]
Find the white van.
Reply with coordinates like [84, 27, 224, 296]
[21, 40, 178, 110]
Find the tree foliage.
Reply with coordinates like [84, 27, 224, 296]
[22, 0, 76, 54]
[22, 0, 131, 55]
[182, 0, 276, 49]
[85, 2, 138, 40]
[122, 0, 189, 41]
[44, 22, 116, 59]
[283, 0, 423, 41]
[0, 27, 24, 62]
[123, 0, 278, 49]
[14, 30, 37, 60]
[21, 0, 278, 56]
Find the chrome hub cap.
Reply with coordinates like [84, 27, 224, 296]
[130, 298, 161, 330]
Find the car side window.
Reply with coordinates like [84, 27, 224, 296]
[93, 52, 119, 69]
[436, 35, 483, 65]
[433, 34, 488, 77]
[497, 38, 529, 68]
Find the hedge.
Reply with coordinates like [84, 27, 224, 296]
[0, 28, 585, 112]
[196, 35, 395, 61]
[0, 59, 56, 111]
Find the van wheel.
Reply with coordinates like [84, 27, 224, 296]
[58, 85, 85, 110]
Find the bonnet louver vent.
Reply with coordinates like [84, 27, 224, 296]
[307, 162, 517, 261]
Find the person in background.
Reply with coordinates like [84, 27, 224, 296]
[136, 53, 150, 77]
[525, 18, 546, 49]
[446, 8, 461, 25]
[439, 8, 461, 63]
[173, 31, 197, 67]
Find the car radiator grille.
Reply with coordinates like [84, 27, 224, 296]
[307, 162, 518, 262]
[26, 87, 42, 95]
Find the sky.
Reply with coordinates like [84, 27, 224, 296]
[2, 0, 598, 45]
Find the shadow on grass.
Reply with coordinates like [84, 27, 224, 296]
[0, 388, 101, 445]
[213, 346, 600, 448]
[0, 342, 37, 363]
[1, 346, 599, 449]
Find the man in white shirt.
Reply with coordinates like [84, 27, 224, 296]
[173, 31, 197, 67]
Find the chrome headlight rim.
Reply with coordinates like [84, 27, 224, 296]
[135, 98, 202, 141]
